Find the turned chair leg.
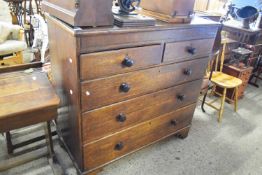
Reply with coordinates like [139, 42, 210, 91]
[6, 131, 14, 154]
[234, 86, 239, 112]
[218, 88, 227, 123]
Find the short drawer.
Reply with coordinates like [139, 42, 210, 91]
[82, 80, 202, 143]
[81, 58, 208, 111]
[163, 38, 214, 63]
[83, 104, 196, 170]
[80, 45, 163, 80]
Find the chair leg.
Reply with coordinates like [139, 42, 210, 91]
[6, 131, 14, 154]
[201, 90, 208, 113]
[209, 85, 216, 97]
[44, 121, 54, 159]
[234, 86, 239, 112]
[218, 88, 227, 123]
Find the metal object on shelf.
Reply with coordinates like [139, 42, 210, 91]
[117, 0, 141, 14]
[223, 4, 259, 29]
[237, 6, 259, 29]
[228, 47, 253, 67]
[113, 0, 155, 27]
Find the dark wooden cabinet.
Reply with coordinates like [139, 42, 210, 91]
[47, 15, 219, 174]
[42, 0, 114, 27]
[140, 0, 195, 17]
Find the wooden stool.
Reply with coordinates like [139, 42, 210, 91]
[0, 70, 60, 171]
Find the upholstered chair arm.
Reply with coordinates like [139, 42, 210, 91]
[8, 25, 24, 41]
[18, 29, 25, 41]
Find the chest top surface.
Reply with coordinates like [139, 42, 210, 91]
[52, 16, 220, 36]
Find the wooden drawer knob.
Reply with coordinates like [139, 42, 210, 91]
[116, 113, 127, 122]
[170, 120, 177, 126]
[122, 57, 134, 67]
[120, 83, 130, 93]
[186, 46, 196, 55]
[177, 94, 185, 101]
[183, 68, 192, 76]
[115, 142, 124, 151]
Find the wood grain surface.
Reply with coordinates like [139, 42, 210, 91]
[82, 80, 202, 143]
[164, 38, 214, 63]
[0, 71, 60, 132]
[83, 104, 196, 170]
[80, 45, 163, 80]
[81, 58, 208, 111]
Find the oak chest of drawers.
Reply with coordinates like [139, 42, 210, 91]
[47, 15, 219, 174]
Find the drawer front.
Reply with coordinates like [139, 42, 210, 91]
[80, 45, 163, 80]
[79, 26, 218, 53]
[81, 58, 208, 111]
[163, 39, 214, 63]
[82, 80, 202, 143]
[83, 104, 196, 170]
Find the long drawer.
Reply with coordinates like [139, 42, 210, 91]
[83, 104, 196, 170]
[80, 45, 163, 80]
[79, 26, 218, 53]
[81, 58, 208, 111]
[82, 80, 202, 143]
[163, 38, 214, 63]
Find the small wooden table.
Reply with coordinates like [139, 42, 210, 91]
[0, 69, 60, 171]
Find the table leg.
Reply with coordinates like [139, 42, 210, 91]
[44, 121, 64, 175]
[218, 88, 227, 123]
[234, 86, 239, 112]
[6, 131, 14, 154]
[44, 121, 54, 159]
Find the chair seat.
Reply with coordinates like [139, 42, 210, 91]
[0, 40, 27, 55]
[211, 72, 242, 88]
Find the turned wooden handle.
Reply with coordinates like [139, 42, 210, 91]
[186, 46, 196, 55]
[115, 142, 124, 151]
[177, 94, 185, 101]
[116, 113, 127, 122]
[122, 57, 134, 67]
[120, 83, 131, 93]
[183, 68, 192, 76]
[170, 120, 177, 126]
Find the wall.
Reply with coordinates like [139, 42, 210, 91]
[194, 0, 227, 13]
[194, 0, 262, 13]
